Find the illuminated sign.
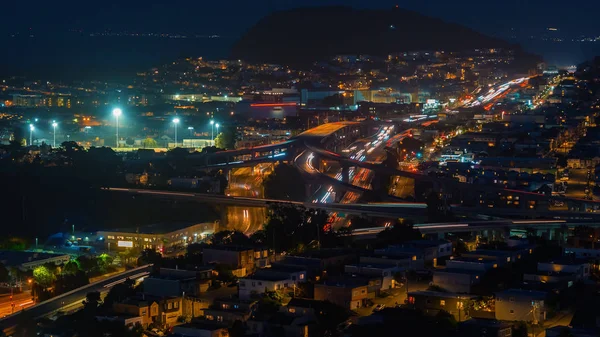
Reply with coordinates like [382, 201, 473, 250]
[117, 241, 133, 248]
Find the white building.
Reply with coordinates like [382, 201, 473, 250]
[495, 289, 547, 323]
[432, 269, 484, 293]
[239, 267, 306, 300]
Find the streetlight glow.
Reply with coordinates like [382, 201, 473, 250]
[112, 108, 122, 148]
[29, 124, 34, 146]
[173, 117, 180, 147]
[52, 121, 58, 148]
[210, 120, 215, 141]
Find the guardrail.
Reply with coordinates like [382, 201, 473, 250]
[0, 264, 152, 321]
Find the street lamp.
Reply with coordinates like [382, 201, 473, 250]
[210, 120, 215, 141]
[216, 123, 220, 136]
[29, 124, 34, 146]
[188, 126, 194, 137]
[52, 121, 58, 148]
[173, 118, 180, 147]
[112, 108, 122, 148]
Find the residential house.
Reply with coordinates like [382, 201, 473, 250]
[495, 289, 547, 323]
[314, 276, 377, 310]
[113, 298, 159, 327]
[344, 262, 401, 290]
[360, 251, 424, 271]
[407, 291, 476, 322]
[203, 298, 256, 324]
[144, 267, 213, 297]
[238, 266, 307, 300]
[537, 259, 590, 280]
[446, 256, 499, 272]
[203, 245, 270, 276]
[433, 268, 484, 293]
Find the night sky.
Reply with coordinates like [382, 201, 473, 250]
[2, 0, 599, 38]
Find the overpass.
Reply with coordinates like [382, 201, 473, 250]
[0, 264, 152, 335]
[352, 218, 587, 238]
[107, 188, 600, 222]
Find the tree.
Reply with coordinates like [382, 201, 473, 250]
[142, 137, 158, 148]
[214, 126, 237, 150]
[137, 249, 162, 266]
[9, 127, 25, 149]
[33, 265, 56, 288]
[211, 230, 252, 246]
[125, 137, 135, 146]
[263, 163, 306, 201]
[62, 260, 80, 275]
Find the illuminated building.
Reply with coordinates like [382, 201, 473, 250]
[12, 94, 44, 107]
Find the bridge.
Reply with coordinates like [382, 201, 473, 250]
[107, 188, 600, 223]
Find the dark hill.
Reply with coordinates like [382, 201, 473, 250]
[232, 6, 525, 65]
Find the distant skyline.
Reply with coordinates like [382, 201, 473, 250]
[3, 0, 599, 39]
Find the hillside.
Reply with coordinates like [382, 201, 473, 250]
[231, 6, 527, 65]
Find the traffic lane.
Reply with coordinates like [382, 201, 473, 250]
[0, 265, 152, 327]
[226, 206, 266, 234]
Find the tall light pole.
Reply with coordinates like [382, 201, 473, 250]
[216, 123, 220, 136]
[173, 118, 180, 147]
[210, 120, 215, 141]
[112, 108, 122, 148]
[29, 124, 34, 146]
[52, 121, 58, 148]
[188, 126, 194, 137]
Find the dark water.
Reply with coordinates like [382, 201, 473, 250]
[1, 33, 235, 81]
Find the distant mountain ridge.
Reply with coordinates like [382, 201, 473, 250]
[231, 6, 530, 65]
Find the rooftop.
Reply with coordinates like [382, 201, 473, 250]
[0, 251, 69, 267]
[434, 268, 485, 276]
[103, 222, 208, 235]
[408, 290, 476, 300]
[495, 288, 547, 299]
[319, 275, 372, 288]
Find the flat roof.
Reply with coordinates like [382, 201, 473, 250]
[408, 290, 476, 299]
[102, 222, 208, 235]
[244, 270, 291, 282]
[0, 251, 69, 267]
[495, 288, 547, 299]
[296, 121, 359, 139]
[435, 268, 484, 276]
[347, 263, 399, 270]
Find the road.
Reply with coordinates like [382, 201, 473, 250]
[0, 265, 152, 334]
[224, 165, 272, 234]
[0, 292, 34, 318]
[564, 169, 593, 200]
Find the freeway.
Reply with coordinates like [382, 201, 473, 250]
[106, 188, 600, 223]
[0, 265, 152, 334]
[352, 219, 588, 237]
